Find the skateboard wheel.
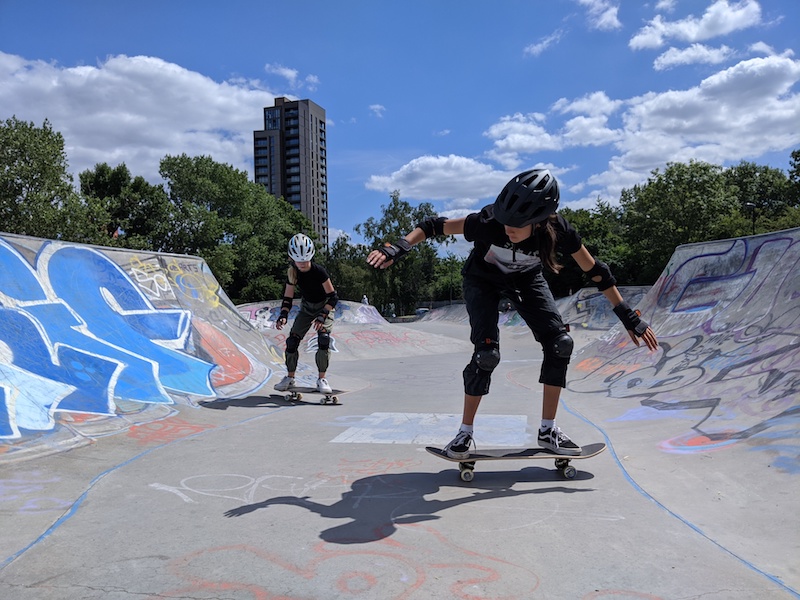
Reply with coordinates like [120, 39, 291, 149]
[319, 398, 326, 404]
[459, 469, 474, 482]
[554, 458, 570, 470]
[331, 396, 338, 404]
[562, 466, 577, 479]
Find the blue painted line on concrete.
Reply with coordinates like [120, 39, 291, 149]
[0, 406, 294, 571]
[561, 398, 800, 599]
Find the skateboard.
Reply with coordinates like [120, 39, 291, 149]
[426, 442, 606, 481]
[283, 387, 346, 405]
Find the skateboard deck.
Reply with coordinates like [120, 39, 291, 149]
[426, 442, 606, 481]
[283, 387, 347, 405]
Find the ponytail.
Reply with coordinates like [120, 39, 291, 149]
[538, 215, 563, 274]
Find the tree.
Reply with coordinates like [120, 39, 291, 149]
[80, 162, 173, 250]
[723, 160, 792, 234]
[355, 191, 450, 315]
[620, 160, 737, 283]
[789, 149, 800, 205]
[320, 233, 372, 303]
[157, 154, 312, 302]
[430, 253, 465, 304]
[0, 116, 108, 243]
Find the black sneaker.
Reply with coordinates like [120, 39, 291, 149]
[538, 426, 581, 456]
[444, 430, 474, 459]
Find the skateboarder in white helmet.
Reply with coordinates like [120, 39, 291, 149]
[367, 169, 658, 458]
[274, 233, 339, 394]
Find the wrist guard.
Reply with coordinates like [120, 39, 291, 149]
[378, 238, 412, 262]
[416, 216, 448, 239]
[315, 308, 330, 325]
[613, 302, 649, 337]
[281, 296, 293, 311]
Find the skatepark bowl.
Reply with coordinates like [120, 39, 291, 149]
[0, 228, 798, 599]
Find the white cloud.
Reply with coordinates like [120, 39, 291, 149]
[575, 0, 622, 31]
[365, 155, 510, 202]
[553, 91, 623, 117]
[749, 41, 795, 58]
[482, 113, 560, 169]
[654, 43, 735, 70]
[0, 52, 274, 184]
[369, 104, 386, 118]
[263, 63, 320, 91]
[630, 0, 762, 50]
[524, 30, 564, 57]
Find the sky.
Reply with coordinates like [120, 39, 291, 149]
[1, 0, 799, 250]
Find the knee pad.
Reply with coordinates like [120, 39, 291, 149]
[317, 330, 330, 351]
[539, 331, 572, 388]
[474, 340, 501, 372]
[548, 332, 574, 359]
[463, 361, 492, 396]
[285, 334, 301, 354]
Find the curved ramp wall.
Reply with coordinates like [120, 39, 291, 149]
[568, 228, 800, 470]
[0, 233, 274, 460]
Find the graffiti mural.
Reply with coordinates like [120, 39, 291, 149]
[0, 233, 273, 457]
[556, 286, 650, 330]
[569, 229, 800, 471]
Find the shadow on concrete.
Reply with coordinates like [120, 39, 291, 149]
[223, 470, 596, 544]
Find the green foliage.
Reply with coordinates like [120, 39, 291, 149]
[619, 160, 738, 282]
[80, 162, 173, 249]
[355, 191, 451, 315]
[157, 154, 312, 302]
[319, 233, 372, 303]
[0, 116, 109, 243]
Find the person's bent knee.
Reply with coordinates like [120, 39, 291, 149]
[317, 330, 331, 351]
[285, 333, 301, 354]
[474, 340, 500, 372]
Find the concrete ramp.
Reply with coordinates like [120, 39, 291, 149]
[557, 285, 650, 330]
[239, 300, 472, 363]
[502, 229, 800, 592]
[567, 229, 799, 462]
[0, 233, 274, 460]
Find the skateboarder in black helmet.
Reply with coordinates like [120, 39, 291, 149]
[274, 233, 339, 394]
[367, 168, 658, 458]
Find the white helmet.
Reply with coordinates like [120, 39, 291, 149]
[288, 233, 315, 261]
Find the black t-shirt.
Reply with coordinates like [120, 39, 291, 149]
[291, 263, 330, 303]
[463, 205, 582, 282]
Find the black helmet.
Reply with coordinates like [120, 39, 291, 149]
[493, 169, 559, 227]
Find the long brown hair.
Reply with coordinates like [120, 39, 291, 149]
[287, 263, 298, 285]
[537, 215, 563, 274]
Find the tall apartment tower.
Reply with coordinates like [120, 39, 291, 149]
[253, 97, 329, 246]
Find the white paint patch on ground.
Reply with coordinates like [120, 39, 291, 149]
[330, 412, 530, 446]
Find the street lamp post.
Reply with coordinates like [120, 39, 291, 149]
[745, 202, 756, 235]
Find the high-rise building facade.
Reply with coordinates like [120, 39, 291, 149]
[253, 97, 328, 246]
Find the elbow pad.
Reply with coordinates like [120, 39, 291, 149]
[326, 291, 339, 308]
[586, 260, 617, 291]
[416, 216, 448, 239]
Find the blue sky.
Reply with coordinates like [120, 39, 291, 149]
[1, 0, 798, 248]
